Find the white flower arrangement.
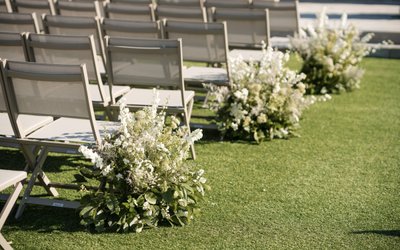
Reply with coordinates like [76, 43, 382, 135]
[290, 10, 375, 94]
[207, 47, 311, 143]
[78, 94, 207, 233]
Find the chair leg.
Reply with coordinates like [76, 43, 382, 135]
[20, 145, 59, 197]
[0, 183, 23, 230]
[184, 99, 196, 160]
[202, 91, 211, 108]
[0, 181, 23, 250]
[0, 233, 12, 250]
[15, 147, 49, 219]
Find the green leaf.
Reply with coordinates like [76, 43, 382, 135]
[145, 192, 157, 205]
[80, 206, 93, 217]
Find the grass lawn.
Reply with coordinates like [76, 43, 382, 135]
[1, 57, 399, 249]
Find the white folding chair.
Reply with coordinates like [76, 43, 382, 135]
[0, 170, 26, 250]
[0, 58, 56, 201]
[105, 36, 196, 158]
[103, 2, 155, 21]
[162, 20, 231, 89]
[0, 12, 40, 33]
[1, 60, 119, 218]
[24, 33, 129, 111]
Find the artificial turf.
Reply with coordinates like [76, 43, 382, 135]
[0, 57, 399, 249]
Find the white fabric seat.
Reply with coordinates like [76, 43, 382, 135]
[27, 118, 119, 143]
[0, 113, 53, 137]
[122, 88, 195, 109]
[184, 66, 229, 86]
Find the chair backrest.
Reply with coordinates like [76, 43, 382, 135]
[24, 33, 108, 104]
[0, 58, 18, 137]
[212, 7, 270, 49]
[157, 0, 203, 7]
[156, 5, 207, 22]
[14, 0, 56, 16]
[0, 0, 12, 12]
[204, 0, 250, 9]
[104, 2, 155, 21]
[105, 36, 184, 93]
[0, 60, 100, 142]
[0, 12, 40, 33]
[203, 0, 251, 21]
[0, 32, 27, 61]
[56, 0, 102, 18]
[163, 20, 228, 64]
[110, 0, 152, 4]
[252, 0, 299, 37]
[101, 18, 161, 39]
[42, 14, 105, 61]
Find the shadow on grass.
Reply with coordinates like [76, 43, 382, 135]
[4, 206, 82, 233]
[352, 230, 400, 237]
[0, 147, 92, 173]
[3, 204, 180, 235]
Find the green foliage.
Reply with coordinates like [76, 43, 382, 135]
[78, 102, 208, 233]
[207, 48, 311, 142]
[290, 11, 374, 94]
[0, 58, 399, 249]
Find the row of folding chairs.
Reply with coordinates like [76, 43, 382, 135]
[0, 0, 299, 47]
[0, 35, 202, 218]
[0, 12, 231, 89]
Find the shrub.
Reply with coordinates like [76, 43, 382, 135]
[78, 98, 207, 233]
[207, 47, 310, 143]
[290, 11, 374, 94]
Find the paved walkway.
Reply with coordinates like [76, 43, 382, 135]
[298, 2, 400, 33]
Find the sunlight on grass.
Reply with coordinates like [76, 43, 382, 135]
[0, 57, 399, 249]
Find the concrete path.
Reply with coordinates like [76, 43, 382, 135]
[298, 1, 400, 58]
[298, 2, 400, 32]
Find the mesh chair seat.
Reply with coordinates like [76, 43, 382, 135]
[121, 88, 195, 110]
[0, 113, 53, 137]
[184, 66, 229, 86]
[87, 84, 129, 105]
[27, 118, 119, 144]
